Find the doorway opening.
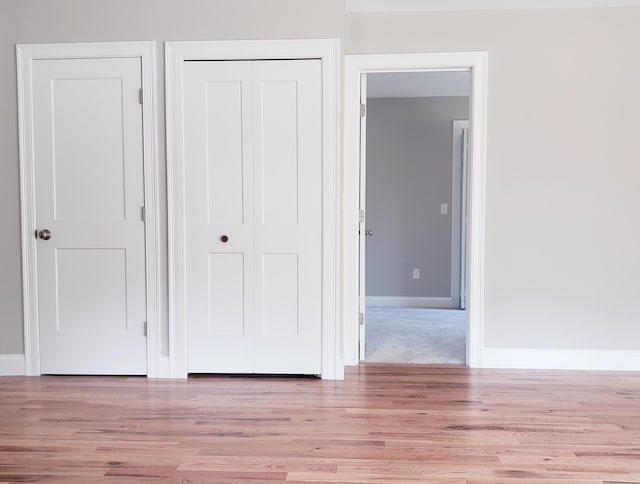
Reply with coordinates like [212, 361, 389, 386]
[362, 71, 470, 364]
[342, 52, 488, 369]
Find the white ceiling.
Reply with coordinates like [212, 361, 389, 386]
[347, 0, 640, 13]
[366, 71, 470, 98]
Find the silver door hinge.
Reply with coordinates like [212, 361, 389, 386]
[138, 89, 143, 105]
[360, 103, 366, 117]
[359, 313, 364, 326]
[141, 206, 146, 222]
[359, 210, 365, 223]
[143, 322, 148, 337]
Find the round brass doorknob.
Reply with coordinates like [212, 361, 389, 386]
[220, 235, 229, 243]
[38, 229, 52, 240]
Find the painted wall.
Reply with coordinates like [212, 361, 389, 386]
[2, 1, 640, 364]
[365, 96, 469, 300]
[0, 0, 345, 355]
[347, 7, 640, 351]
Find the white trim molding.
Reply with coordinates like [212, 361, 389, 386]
[346, 0, 640, 13]
[16, 41, 161, 377]
[482, 348, 640, 372]
[451, 119, 469, 310]
[0, 355, 26, 376]
[344, 52, 488, 368]
[165, 39, 342, 379]
[366, 297, 453, 308]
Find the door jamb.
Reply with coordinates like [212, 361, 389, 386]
[343, 52, 488, 367]
[17, 41, 161, 376]
[452, 119, 470, 310]
[165, 39, 341, 379]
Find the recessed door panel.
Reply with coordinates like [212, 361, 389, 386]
[206, 81, 245, 226]
[55, 248, 127, 332]
[208, 253, 245, 337]
[260, 253, 299, 337]
[52, 78, 126, 221]
[33, 57, 147, 375]
[259, 80, 299, 225]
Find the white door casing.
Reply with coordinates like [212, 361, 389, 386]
[166, 40, 340, 379]
[343, 53, 488, 368]
[452, 119, 470, 310]
[358, 74, 368, 362]
[17, 42, 160, 376]
[461, 126, 470, 309]
[184, 59, 322, 374]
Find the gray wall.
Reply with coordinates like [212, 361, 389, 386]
[365, 96, 469, 299]
[2, 2, 640, 358]
[0, 0, 345, 354]
[347, 7, 640, 351]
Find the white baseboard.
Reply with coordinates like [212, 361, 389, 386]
[365, 296, 454, 309]
[0, 354, 26, 375]
[482, 347, 640, 372]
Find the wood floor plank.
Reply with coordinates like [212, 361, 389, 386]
[1, 364, 640, 482]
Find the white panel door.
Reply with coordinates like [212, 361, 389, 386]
[184, 61, 255, 373]
[33, 57, 147, 374]
[252, 60, 322, 374]
[184, 59, 322, 375]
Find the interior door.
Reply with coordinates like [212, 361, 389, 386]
[358, 73, 368, 361]
[183, 61, 255, 373]
[33, 57, 147, 374]
[184, 59, 322, 375]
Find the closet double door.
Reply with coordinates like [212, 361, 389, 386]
[184, 59, 322, 375]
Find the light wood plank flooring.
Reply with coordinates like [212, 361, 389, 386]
[1, 364, 639, 483]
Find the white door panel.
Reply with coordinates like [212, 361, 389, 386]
[185, 59, 322, 375]
[253, 60, 322, 374]
[184, 62, 254, 373]
[33, 57, 147, 375]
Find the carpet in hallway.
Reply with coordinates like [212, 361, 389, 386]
[365, 307, 466, 364]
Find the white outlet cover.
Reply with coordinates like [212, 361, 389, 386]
[440, 203, 448, 215]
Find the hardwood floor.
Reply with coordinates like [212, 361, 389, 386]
[1, 364, 639, 483]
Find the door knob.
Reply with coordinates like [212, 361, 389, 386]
[220, 235, 229, 243]
[365, 229, 373, 236]
[38, 229, 52, 240]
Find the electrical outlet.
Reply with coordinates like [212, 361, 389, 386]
[412, 268, 420, 279]
[440, 203, 449, 215]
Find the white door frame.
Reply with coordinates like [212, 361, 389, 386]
[17, 41, 161, 376]
[343, 52, 488, 367]
[452, 119, 470, 310]
[165, 39, 341, 379]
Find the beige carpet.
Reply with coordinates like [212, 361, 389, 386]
[365, 307, 466, 364]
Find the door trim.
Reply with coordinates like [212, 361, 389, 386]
[343, 52, 488, 367]
[17, 41, 160, 376]
[165, 39, 341, 379]
[452, 119, 470, 309]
